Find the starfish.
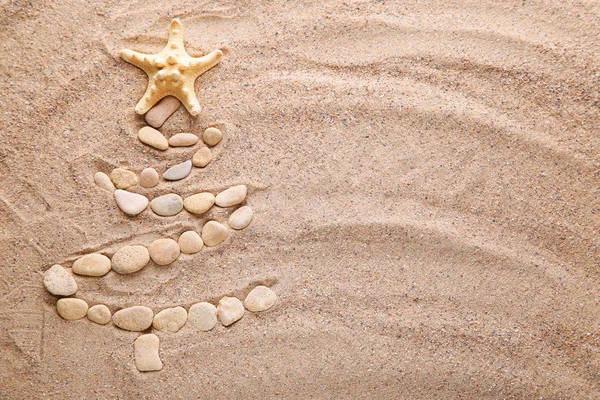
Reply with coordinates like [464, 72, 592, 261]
[120, 18, 223, 116]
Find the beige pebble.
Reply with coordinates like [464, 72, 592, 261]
[188, 302, 217, 331]
[203, 127, 222, 146]
[228, 206, 254, 230]
[201, 221, 228, 247]
[72, 253, 111, 277]
[183, 192, 215, 215]
[134, 334, 163, 372]
[110, 168, 138, 189]
[215, 185, 247, 207]
[148, 238, 180, 265]
[153, 306, 187, 333]
[114, 189, 148, 216]
[113, 306, 154, 331]
[163, 160, 192, 181]
[87, 304, 111, 325]
[111, 245, 150, 274]
[145, 96, 180, 128]
[43, 265, 77, 296]
[169, 133, 198, 147]
[192, 147, 212, 168]
[150, 193, 184, 216]
[138, 126, 169, 150]
[178, 231, 203, 254]
[57, 298, 88, 320]
[94, 172, 115, 193]
[217, 296, 244, 326]
[244, 286, 277, 312]
[139, 168, 159, 188]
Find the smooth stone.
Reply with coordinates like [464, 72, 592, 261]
[72, 253, 111, 277]
[111, 245, 150, 274]
[112, 306, 154, 331]
[183, 192, 215, 215]
[139, 168, 159, 188]
[188, 302, 217, 331]
[201, 221, 228, 247]
[145, 96, 180, 128]
[216, 297, 244, 326]
[94, 172, 115, 193]
[169, 133, 198, 147]
[163, 160, 192, 181]
[134, 334, 163, 372]
[43, 265, 77, 296]
[215, 185, 247, 207]
[178, 231, 203, 254]
[138, 126, 169, 150]
[87, 304, 111, 325]
[114, 189, 148, 216]
[148, 238, 180, 265]
[244, 286, 277, 312]
[152, 306, 187, 333]
[203, 127, 222, 146]
[57, 298, 88, 320]
[228, 206, 254, 230]
[110, 168, 138, 189]
[192, 147, 212, 168]
[150, 193, 183, 216]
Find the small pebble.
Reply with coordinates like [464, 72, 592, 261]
[57, 298, 88, 320]
[163, 160, 192, 181]
[138, 126, 169, 150]
[111, 245, 150, 274]
[183, 192, 215, 215]
[169, 133, 198, 147]
[178, 231, 203, 254]
[150, 193, 184, 216]
[217, 297, 244, 326]
[192, 147, 212, 168]
[114, 189, 148, 216]
[215, 185, 247, 207]
[203, 127, 222, 146]
[94, 172, 115, 192]
[134, 334, 163, 372]
[153, 306, 187, 333]
[228, 206, 254, 230]
[43, 265, 77, 296]
[87, 304, 111, 325]
[201, 221, 228, 247]
[188, 302, 217, 331]
[139, 168, 159, 188]
[72, 253, 111, 277]
[244, 286, 277, 312]
[110, 168, 138, 189]
[145, 96, 180, 128]
[148, 238, 180, 265]
[113, 306, 154, 331]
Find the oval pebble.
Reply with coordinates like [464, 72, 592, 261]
[134, 334, 163, 372]
[94, 172, 115, 192]
[148, 238, 180, 265]
[215, 185, 247, 207]
[139, 168, 159, 188]
[217, 297, 244, 326]
[203, 127, 222, 146]
[201, 221, 228, 247]
[72, 253, 111, 277]
[228, 206, 254, 230]
[153, 306, 187, 333]
[169, 133, 198, 147]
[192, 147, 212, 168]
[138, 126, 169, 150]
[112, 306, 154, 331]
[145, 96, 180, 128]
[57, 298, 88, 320]
[43, 265, 77, 296]
[188, 302, 217, 331]
[87, 304, 111, 325]
[183, 192, 215, 215]
[111, 245, 150, 274]
[114, 189, 148, 216]
[110, 168, 138, 189]
[244, 286, 277, 312]
[150, 193, 183, 216]
[178, 231, 203, 254]
[163, 160, 192, 181]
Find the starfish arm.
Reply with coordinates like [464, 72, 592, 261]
[135, 83, 163, 115]
[167, 18, 185, 49]
[174, 81, 202, 116]
[120, 49, 153, 71]
[189, 50, 223, 76]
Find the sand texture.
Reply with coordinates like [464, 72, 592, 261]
[1, 1, 600, 398]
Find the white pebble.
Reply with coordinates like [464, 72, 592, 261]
[145, 96, 180, 128]
[43, 265, 77, 296]
[113, 306, 154, 331]
[153, 306, 187, 333]
[217, 297, 245, 326]
[169, 133, 198, 147]
[134, 334, 163, 372]
[148, 238, 180, 265]
[110, 168, 138, 189]
[188, 302, 217, 331]
[72, 253, 111, 277]
[138, 126, 169, 150]
[150, 193, 183, 216]
[244, 286, 277, 312]
[228, 206, 254, 230]
[178, 231, 203, 254]
[203, 127, 222, 146]
[139, 168, 159, 188]
[215, 185, 247, 207]
[87, 304, 111, 325]
[57, 298, 88, 320]
[94, 172, 115, 192]
[114, 189, 148, 216]
[183, 192, 215, 215]
[192, 147, 212, 168]
[201, 221, 228, 247]
[163, 160, 192, 181]
[111, 245, 150, 274]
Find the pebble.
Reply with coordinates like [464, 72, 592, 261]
[217, 297, 244, 326]
[215, 185, 247, 207]
[203, 127, 222, 146]
[183, 192, 215, 215]
[244, 286, 277, 312]
[114, 189, 149, 216]
[150, 193, 183, 216]
[152, 306, 187, 333]
[163, 160, 192, 181]
[57, 298, 88, 320]
[145, 96, 180, 128]
[228, 206, 254, 230]
[72, 253, 111, 277]
[148, 238, 180, 265]
[111, 245, 150, 274]
[94, 172, 115, 192]
[134, 334, 163, 372]
[87, 304, 111, 325]
[201, 221, 228, 247]
[139, 168, 159, 188]
[178, 231, 203, 254]
[110, 168, 138, 189]
[43, 265, 77, 296]
[138, 126, 169, 150]
[188, 302, 217, 331]
[169, 133, 198, 147]
[112, 306, 154, 331]
[192, 147, 212, 168]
